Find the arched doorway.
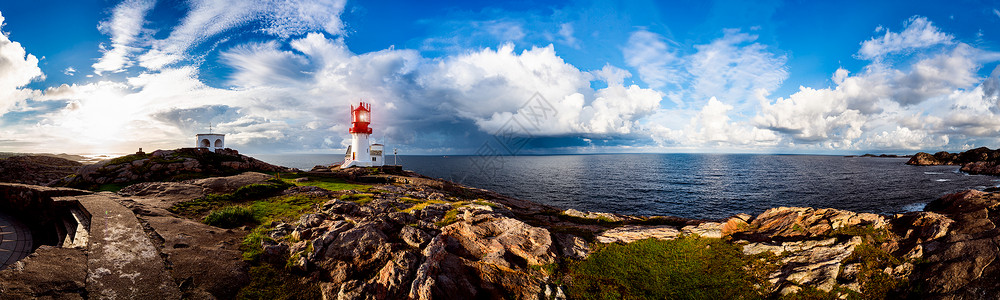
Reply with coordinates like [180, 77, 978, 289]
[214, 139, 223, 147]
[201, 139, 210, 147]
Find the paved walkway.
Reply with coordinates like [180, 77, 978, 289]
[55, 193, 181, 299]
[0, 212, 32, 269]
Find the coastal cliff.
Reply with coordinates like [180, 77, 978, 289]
[1, 150, 999, 298]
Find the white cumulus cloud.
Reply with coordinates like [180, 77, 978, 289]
[857, 16, 953, 60]
[0, 12, 44, 116]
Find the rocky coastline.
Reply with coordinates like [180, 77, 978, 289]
[0, 149, 999, 298]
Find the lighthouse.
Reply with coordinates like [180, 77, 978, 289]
[342, 101, 384, 168]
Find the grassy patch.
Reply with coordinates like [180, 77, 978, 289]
[841, 243, 906, 298]
[473, 200, 498, 208]
[94, 183, 128, 192]
[203, 206, 257, 228]
[106, 153, 149, 166]
[781, 286, 856, 300]
[236, 264, 321, 299]
[340, 193, 374, 205]
[241, 225, 273, 262]
[435, 209, 461, 227]
[248, 194, 327, 223]
[233, 194, 329, 299]
[566, 237, 772, 300]
[169, 179, 291, 217]
[279, 173, 370, 192]
[830, 224, 892, 243]
[397, 197, 449, 213]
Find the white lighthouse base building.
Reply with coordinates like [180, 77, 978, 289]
[196, 133, 225, 152]
[342, 140, 384, 168]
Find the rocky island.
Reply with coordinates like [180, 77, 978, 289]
[1, 149, 1000, 299]
[907, 147, 1000, 175]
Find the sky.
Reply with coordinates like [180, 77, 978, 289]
[0, 0, 999, 155]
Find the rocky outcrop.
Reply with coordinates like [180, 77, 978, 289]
[907, 147, 1000, 175]
[251, 187, 558, 299]
[53, 148, 288, 189]
[118, 172, 275, 210]
[0, 246, 88, 298]
[748, 207, 887, 239]
[0, 155, 82, 185]
[899, 190, 1000, 298]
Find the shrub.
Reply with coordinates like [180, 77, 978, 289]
[203, 206, 258, 228]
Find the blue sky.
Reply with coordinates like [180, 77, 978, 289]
[0, 0, 999, 155]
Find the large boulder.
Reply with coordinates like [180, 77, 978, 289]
[749, 207, 886, 239]
[595, 225, 680, 243]
[743, 237, 864, 295]
[408, 209, 555, 300]
[907, 190, 1000, 297]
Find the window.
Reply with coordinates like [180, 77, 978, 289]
[200, 139, 210, 147]
[373, 157, 376, 161]
[215, 139, 223, 147]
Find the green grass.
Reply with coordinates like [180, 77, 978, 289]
[435, 209, 461, 227]
[233, 194, 330, 298]
[397, 197, 449, 213]
[830, 224, 892, 243]
[248, 194, 328, 222]
[473, 200, 498, 208]
[203, 206, 257, 228]
[236, 264, 321, 299]
[340, 193, 374, 205]
[840, 243, 906, 298]
[567, 237, 772, 300]
[240, 225, 273, 261]
[278, 173, 370, 192]
[169, 179, 292, 217]
[94, 183, 128, 192]
[106, 153, 149, 166]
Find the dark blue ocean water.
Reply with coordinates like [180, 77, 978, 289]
[250, 153, 1000, 220]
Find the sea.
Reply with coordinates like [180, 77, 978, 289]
[249, 153, 1000, 220]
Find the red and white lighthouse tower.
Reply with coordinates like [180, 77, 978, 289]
[342, 101, 384, 168]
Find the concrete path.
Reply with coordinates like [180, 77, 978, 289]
[0, 212, 32, 269]
[56, 193, 181, 299]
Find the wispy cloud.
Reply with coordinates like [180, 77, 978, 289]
[137, 0, 348, 70]
[92, 0, 156, 74]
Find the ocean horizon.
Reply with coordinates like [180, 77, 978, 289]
[248, 153, 999, 220]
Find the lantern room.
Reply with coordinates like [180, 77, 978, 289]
[350, 102, 373, 134]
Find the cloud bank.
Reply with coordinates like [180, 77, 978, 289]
[1, 1, 999, 155]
